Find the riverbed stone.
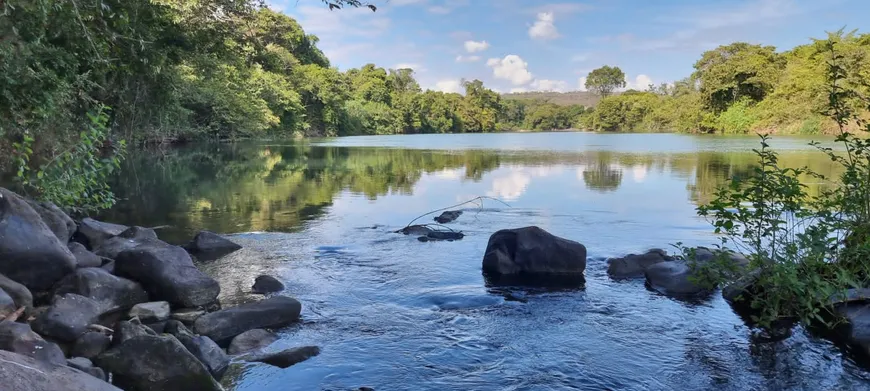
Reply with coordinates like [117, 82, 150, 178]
[194, 296, 302, 343]
[184, 230, 242, 261]
[252, 275, 284, 294]
[32, 293, 102, 342]
[228, 329, 279, 355]
[0, 349, 122, 391]
[129, 301, 170, 323]
[171, 308, 206, 324]
[95, 333, 223, 391]
[0, 188, 77, 291]
[76, 218, 129, 250]
[67, 357, 106, 381]
[114, 241, 220, 307]
[607, 249, 674, 279]
[67, 242, 102, 268]
[165, 320, 229, 380]
[243, 346, 320, 368]
[52, 268, 148, 315]
[482, 226, 586, 284]
[0, 320, 66, 366]
[26, 200, 75, 244]
[434, 210, 462, 224]
[0, 273, 32, 312]
[71, 331, 111, 359]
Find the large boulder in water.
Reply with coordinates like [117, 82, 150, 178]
[607, 249, 674, 279]
[243, 346, 320, 369]
[832, 297, 870, 358]
[0, 272, 32, 312]
[26, 200, 75, 243]
[52, 268, 148, 315]
[114, 241, 220, 307]
[32, 293, 102, 342]
[481, 226, 586, 284]
[75, 218, 128, 250]
[0, 320, 66, 366]
[0, 349, 122, 391]
[183, 230, 242, 261]
[0, 188, 76, 291]
[194, 296, 301, 343]
[95, 332, 223, 391]
[252, 275, 284, 294]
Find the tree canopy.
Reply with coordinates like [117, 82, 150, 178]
[585, 66, 627, 97]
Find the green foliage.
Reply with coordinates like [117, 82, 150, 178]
[13, 106, 126, 213]
[711, 98, 759, 134]
[585, 66, 626, 97]
[693, 43, 784, 112]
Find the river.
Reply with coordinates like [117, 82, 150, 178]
[101, 132, 870, 391]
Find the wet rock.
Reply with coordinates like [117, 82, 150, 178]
[95, 333, 223, 391]
[228, 329, 278, 355]
[112, 319, 156, 347]
[252, 275, 284, 294]
[646, 248, 750, 298]
[0, 320, 66, 366]
[829, 288, 870, 306]
[171, 308, 206, 325]
[128, 301, 170, 323]
[434, 210, 462, 224]
[93, 226, 158, 260]
[607, 249, 674, 279]
[76, 218, 128, 250]
[0, 188, 77, 291]
[67, 242, 102, 268]
[194, 296, 301, 343]
[165, 320, 229, 380]
[71, 331, 111, 359]
[184, 230, 242, 261]
[0, 287, 16, 318]
[834, 302, 870, 357]
[26, 200, 75, 243]
[722, 268, 762, 305]
[67, 357, 106, 381]
[52, 268, 148, 315]
[32, 293, 101, 342]
[0, 349, 122, 391]
[114, 241, 220, 307]
[0, 273, 32, 312]
[243, 346, 320, 368]
[418, 231, 465, 242]
[482, 226, 586, 284]
[396, 225, 433, 236]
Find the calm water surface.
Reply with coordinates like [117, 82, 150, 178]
[103, 132, 870, 391]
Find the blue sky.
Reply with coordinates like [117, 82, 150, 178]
[271, 0, 869, 93]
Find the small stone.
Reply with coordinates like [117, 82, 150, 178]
[252, 275, 284, 294]
[129, 301, 171, 323]
[433, 210, 462, 224]
[228, 329, 279, 355]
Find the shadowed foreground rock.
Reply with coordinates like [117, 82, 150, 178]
[0, 349, 121, 391]
[194, 296, 301, 343]
[0, 272, 32, 313]
[32, 293, 102, 342]
[482, 226, 586, 285]
[0, 320, 66, 366]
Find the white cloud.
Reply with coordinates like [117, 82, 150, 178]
[434, 79, 464, 94]
[571, 54, 589, 62]
[455, 55, 481, 63]
[530, 79, 568, 92]
[464, 40, 490, 53]
[577, 77, 588, 91]
[487, 55, 533, 86]
[394, 63, 425, 72]
[428, 5, 451, 14]
[624, 74, 654, 91]
[528, 12, 560, 40]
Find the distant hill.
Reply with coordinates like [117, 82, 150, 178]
[501, 91, 604, 107]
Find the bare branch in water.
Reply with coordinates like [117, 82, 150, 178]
[404, 196, 511, 228]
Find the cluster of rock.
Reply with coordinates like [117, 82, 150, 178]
[0, 188, 314, 391]
[479, 225, 870, 358]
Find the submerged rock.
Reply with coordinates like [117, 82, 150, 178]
[52, 268, 148, 315]
[396, 225, 433, 236]
[26, 200, 75, 243]
[481, 226, 586, 285]
[194, 296, 301, 343]
[184, 230, 242, 261]
[32, 293, 102, 342]
[0, 188, 77, 291]
[434, 210, 462, 224]
[228, 329, 278, 355]
[0, 349, 122, 391]
[607, 249, 673, 279]
[645, 247, 750, 298]
[0, 320, 66, 366]
[252, 275, 284, 294]
[243, 346, 320, 369]
[418, 231, 465, 242]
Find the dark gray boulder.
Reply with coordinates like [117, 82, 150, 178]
[434, 210, 462, 224]
[0, 273, 32, 312]
[418, 231, 465, 242]
[0, 320, 66, 366]
[0, 287, 15, 318]
[184, 230, 242, 261]
[194, 296, 301, 343]
[93, 226, 158, 260]
[171, 308, 206, 325]
[243, 346, 320, 369]
[0, 188, 77, 291]
[607, 249, 673, 279]
[481, 226, 586, 285]
[67, 357, 106, 381]
[165, 320, 229, 380]
[252, 275, 284, 294]
[114, 241, 220, 307]
[67, 242, 102, 268]
[834, 302, 870, 357]
[112, 319, 157, 347]
[26, 200, 75, 243]
[396, 225, 433, 236]
[0, 349, 122, 391]
[52, 268, 148, 315]
[228, 329, 279, 355]
[645, 247, 750, 298]
[76, 218, 128, 250]
[32, 293, 102, 342]
[95, 334, 223, 391]
[71, 331, 111, 359]
[128, 301, 170, 323]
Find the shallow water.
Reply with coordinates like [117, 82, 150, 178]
[103, 132, 870, 390]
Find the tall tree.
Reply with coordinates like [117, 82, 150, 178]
[693, 42, 783, 112]
[585, 66, 626, 97]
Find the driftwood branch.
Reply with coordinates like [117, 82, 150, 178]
[404, 196, 510, 228]
[1, 307, 25, 322]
